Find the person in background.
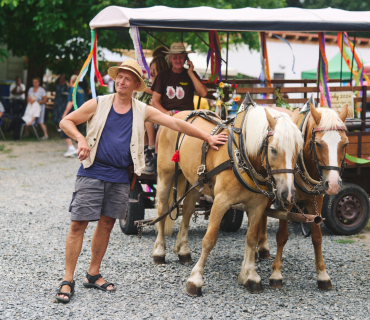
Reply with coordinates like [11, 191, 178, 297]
[61, 75, 86, 157]
[152, 45, 168, 59]
[0, 101, 4, 119]
[149, 42, 207, 174]
[138, 56, 169, 174]
[9, 76, 26, 116]
[10, 95, 41, 140]
[27, 77, 48, 139]
[53, 76, 69, 132]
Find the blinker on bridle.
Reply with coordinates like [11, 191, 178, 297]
[309, 126, 347, 177]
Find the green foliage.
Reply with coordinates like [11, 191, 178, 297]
[0, 48, 8, 62]
[0, 0, 285, 80]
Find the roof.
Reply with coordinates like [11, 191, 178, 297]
[90, 6, 370, 32]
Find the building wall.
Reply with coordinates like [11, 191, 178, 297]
[0, 45, 25, 82]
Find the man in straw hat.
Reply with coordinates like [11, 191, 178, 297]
[146, 42, 207, 174]
[55, 59, 227, 303]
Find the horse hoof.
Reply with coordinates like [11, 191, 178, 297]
[259, 249, 272, 260]
[178, 254, 192, 264]
[186, 282, 202, 297]
[318, 280, 333, 290]
[153, 256, 165, 265]
[269, 279, 283, 289]
[245, 280, 263, 294]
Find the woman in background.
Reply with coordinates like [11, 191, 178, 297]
[53, 76, 69, 131]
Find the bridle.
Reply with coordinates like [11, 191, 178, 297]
[308, 126, 347, 179]
[260, 131, 297, 177]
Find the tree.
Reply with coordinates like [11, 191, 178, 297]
[0, 0, 285, 89]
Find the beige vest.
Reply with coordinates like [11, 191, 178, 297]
[82, 94, 146, 176]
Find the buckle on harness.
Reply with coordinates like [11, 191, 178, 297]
[197, 164, 206, 175]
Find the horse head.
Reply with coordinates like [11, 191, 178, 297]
[245, 107, 303, 203]
[307, 103, 349, 195]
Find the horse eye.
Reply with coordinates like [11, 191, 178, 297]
[270, 148, 277, 155]
[342, 143, 349, 149]
[315, 142, 322, 148]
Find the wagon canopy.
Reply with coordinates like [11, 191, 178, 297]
[90, 6, 370, 32]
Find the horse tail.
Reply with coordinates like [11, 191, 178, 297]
[156, 173, 187, 237]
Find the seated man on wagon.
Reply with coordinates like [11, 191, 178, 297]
[148, 42, 208, 174]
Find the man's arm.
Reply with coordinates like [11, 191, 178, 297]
[60, 99, 97, 161]
[187, 61, 207, 97]
[11, 85, 25, 95]
[145, 106, 228, 150]
[62, 101, 73, 119]
[152, 91, 173, 115]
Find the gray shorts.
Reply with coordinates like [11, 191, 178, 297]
[69, 176, 130, 221]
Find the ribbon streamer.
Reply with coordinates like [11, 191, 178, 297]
[206, 31, 222, 84]
[337, 32, 370, 87]
[317, 32, 332, 108]
[345, 153, 370, 164]
[130, 27, 150, 79]
[273, 35, 295, 74]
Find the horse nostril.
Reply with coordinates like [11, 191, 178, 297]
[324, 181, 329, 190]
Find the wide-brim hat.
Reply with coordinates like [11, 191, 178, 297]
[108, 59, 147, 92]
[162, 42, 195, 55]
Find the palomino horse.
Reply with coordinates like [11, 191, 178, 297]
[153, 104, 303, 296]
[257, 102, 348, 290]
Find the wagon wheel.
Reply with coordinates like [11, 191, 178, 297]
[322, 183, 370, 235]
[219, 208, 244, 232]
[119, 181, 145, 235]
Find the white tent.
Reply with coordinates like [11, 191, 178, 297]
[90, 6, 370, 32]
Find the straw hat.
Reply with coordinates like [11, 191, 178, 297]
[162, 42, 195, 55]
[108, 59, 147, 92]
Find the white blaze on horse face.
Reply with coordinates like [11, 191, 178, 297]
[285, 149, 294, 203]
[322, 131, 342, 194]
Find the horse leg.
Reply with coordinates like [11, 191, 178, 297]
[238, 200, 268, 293]
[257, 198, 273, 259]
[173, 188, 201, 264]
[152, 172, 175, 264]
[269, 219, 289, 289]
[186, 195, 231, 297]
[306, 198, 332, 290]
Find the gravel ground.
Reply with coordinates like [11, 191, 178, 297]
[0, 139, 369, 320]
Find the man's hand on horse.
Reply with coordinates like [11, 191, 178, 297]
[207, 132, 228, 150]
[77, 137, 91, 161]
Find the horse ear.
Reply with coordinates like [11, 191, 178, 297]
[291, 108, 300, 125]
[264, 108, 277, 130]
[339, 104, 348, 122]
[310, 103, 321, 125]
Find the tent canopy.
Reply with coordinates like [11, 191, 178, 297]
[301, 52, 363, 80]
[90, 6, 370, 32]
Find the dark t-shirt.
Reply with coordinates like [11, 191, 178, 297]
[151, 69, 202, 111]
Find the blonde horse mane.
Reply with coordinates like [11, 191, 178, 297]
[316, 107, 346, 130]
[244, 106, 303, 158]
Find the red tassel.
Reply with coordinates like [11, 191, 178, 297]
[171, 150, 180, 162]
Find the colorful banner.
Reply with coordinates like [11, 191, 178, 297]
[317, 32, 332, 108]
[337, 32, 370, 87]
[206, 31, 222, 84]
[273, 34, 296, 74]
[130, 27, 150, 80]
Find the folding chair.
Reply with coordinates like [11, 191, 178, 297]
[20, 118, 40, 140]
[0, 116, 5, 141]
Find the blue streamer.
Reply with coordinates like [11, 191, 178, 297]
[90, 58, 96, 98]
[273, 35, 296, 74]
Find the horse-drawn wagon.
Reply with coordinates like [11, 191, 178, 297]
[88, 6, 370, 236]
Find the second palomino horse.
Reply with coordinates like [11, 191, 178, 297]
[153, 99, 303, 296]
[258, 100, 348, 290]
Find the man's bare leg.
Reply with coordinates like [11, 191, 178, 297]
[39, 123, 49, 138]
[85, 215, 116, 290]
[57, 220, 89, 299]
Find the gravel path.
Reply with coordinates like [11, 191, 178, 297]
[0, 140, 369, 320]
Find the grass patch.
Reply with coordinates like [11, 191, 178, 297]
[366, 220, 370, 230]
[350, 234, 366, 239]
[0, 144, 13, 154]
[7, 155, 19, 158]
[333, 239, 355, 244]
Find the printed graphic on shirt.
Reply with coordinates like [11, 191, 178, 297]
[176, 87, 185, 100]
[166, 86, 176, 99]
[179, 82, 188, 86]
